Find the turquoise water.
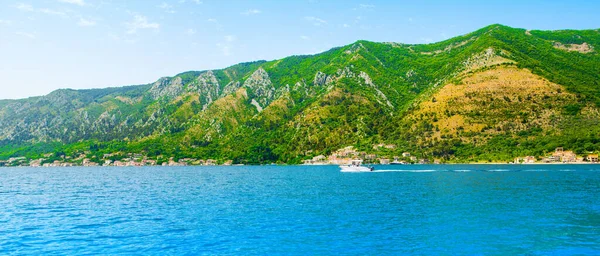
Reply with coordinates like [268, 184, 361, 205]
[1, 164, 599, 255]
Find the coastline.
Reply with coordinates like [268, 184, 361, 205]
[3, 162, 600, 168]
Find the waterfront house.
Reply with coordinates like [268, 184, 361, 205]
[561, 151, 577, 162]
[550, 148, 577, 163]
[524, 156, 536, 163]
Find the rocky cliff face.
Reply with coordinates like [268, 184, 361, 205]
[150, 77, 184, 99]
[189, 71, 220, 109]
[243, 68, 275, 111]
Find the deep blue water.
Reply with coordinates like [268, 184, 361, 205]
[1, 164, 599, 255]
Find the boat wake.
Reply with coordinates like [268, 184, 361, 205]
[372, 169, 440, 173]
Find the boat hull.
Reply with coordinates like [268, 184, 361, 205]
[340, 166, 373, 172]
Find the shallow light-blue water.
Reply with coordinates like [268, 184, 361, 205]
[1, 164, 599, 255]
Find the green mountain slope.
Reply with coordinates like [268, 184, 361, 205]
[1, 24, 600, 164]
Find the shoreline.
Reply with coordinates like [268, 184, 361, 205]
[2, 162, 600, 168]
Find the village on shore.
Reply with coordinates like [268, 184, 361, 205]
[0, 153, 226, 168]
[302, 146, 600, 165]
[1, 143, 597, 168]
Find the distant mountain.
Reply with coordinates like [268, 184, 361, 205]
[2, 24, 600, 164]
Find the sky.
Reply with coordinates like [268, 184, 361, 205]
[0, 0, 599, 100]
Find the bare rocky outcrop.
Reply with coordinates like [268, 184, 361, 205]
[336, 66, 357, 78]
[314, 71, 333, 87]
[243, 68, 275, 112]
[344, 42, 367, 54]
[462, 48, 514, 73]
[222, 81, 241, 96]
[190, 71, 220, 109]
[359, 71, 394, 109]
[553, 42, 594, 54]
[149, 77, 184, 99]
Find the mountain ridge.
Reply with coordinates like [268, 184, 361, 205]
[2, 24, 600, 165]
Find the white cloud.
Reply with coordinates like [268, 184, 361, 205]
[186, 28, 196, 35]
[126, 15, 159, 34]
[241, 9, 261, 15]
[78, 17, 96, 27]
[207, 18, 223, 30]
[179, 0, 202, 3]
[343, 23, 350, 28]
[359, 4, 375, 9]
[39, 8, 67, 17]
[305, 16, 326, 26]
[58, 0, 85, 6]
[15, 3, 68, 17]
[158, 2, 175, 13]
[16, 31, 36, 39]
[16, 3, 34, 12]
[300, 35, 310, 40]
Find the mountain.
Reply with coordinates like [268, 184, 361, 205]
[1, 24, 600, 165]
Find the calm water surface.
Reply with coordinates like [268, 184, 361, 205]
[1, 164, 599, 255]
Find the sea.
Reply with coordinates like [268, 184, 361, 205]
[1, 164, 599, 255]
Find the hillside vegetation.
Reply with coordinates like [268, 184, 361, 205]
[1, 24, 600, 165]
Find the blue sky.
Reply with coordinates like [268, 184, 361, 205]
[1, 0, 599, 99]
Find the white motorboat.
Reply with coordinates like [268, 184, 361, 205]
[340, 160, 374, 172]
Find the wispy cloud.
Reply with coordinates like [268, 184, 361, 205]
[58, 0, 85, 6]
[178, 0, 202, 4]
[241, 9, 261, 15]
[39, 8, 67, 17]
[300, 35, 310, 40]
[359, 4, 375, 9]
[16, 3, 34, 12]
[16, 31, 36, 39]
[158, 2, 175, 13]
[207, 18, 223, 30]
[16, 3, 68, 17]
[305, 16, 326, 26]
[77, 17, 96, 27]
[126, 15, 159, 34]
[0, 20, 12, 25]
[185, 28, 196, 35]
[343, 23, 350, 28]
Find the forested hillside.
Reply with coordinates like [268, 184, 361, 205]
[1, 24, 599, 165]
